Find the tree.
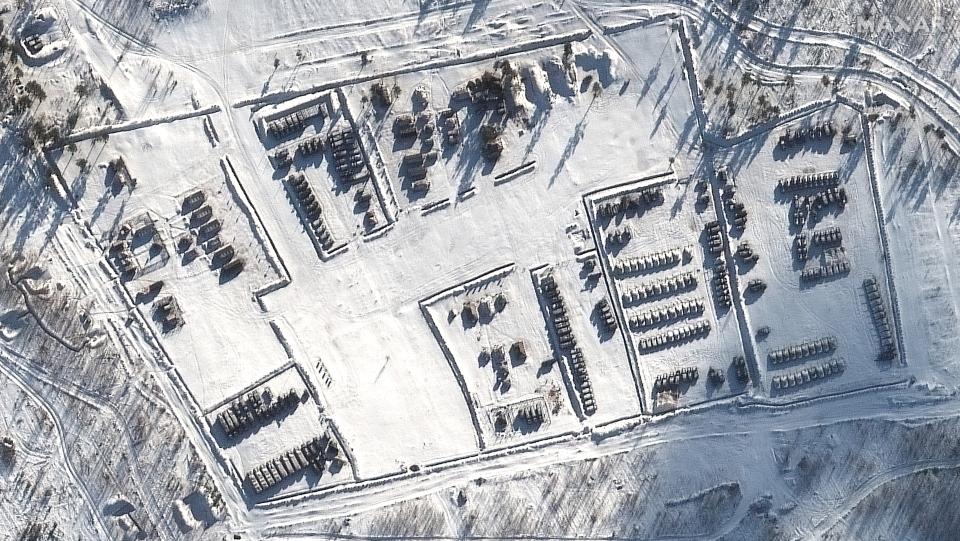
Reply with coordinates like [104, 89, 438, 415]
[28, 117, 60, 146]
[13, 94, 31, 113]
[24, 80, 45, 101]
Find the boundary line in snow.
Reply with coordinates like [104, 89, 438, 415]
[736, 378, 911, 411]
[850, 99, 909, 366]
[677, 19, 707, 139]
[704, 161, 762, 390]
[201, 359, 296, 416]
[580, 169, 677, 414]
[254, 426, 587, 510]
[234, 30, 592, 109]
[603, 13, 682, 35]
[709, 99, 836, 148]
[56, 105, 222, 146]
[221, 156, 293, 308]
[417, 263, 521, 451]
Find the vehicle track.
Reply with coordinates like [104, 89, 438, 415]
[251, 387, 959, 532]
[0, 345, 180, 540]
[585, 0, 960, 150]
[0, 351, 111, 539]
[42, 202, 251, 526]
[803, 459, 960, 540]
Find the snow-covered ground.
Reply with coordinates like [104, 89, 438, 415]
[55, 114, 291, 410]
[2, 0, 960, 537]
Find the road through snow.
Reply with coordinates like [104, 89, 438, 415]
[250, 387, 959, 533]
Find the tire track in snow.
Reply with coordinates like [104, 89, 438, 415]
[804, 460, 960, 540]
[0, 351, 111, 539]
[0, 344, 181, 540]
[250, 386, 958, 531]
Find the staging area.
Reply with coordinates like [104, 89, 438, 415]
[586, 175, 751, 411]
[49, 21, 907, 501]
[36, 7, 916, 520]
[717, 104, 904, 398]
[5, 0, 960, 537]
[230, 22, 699, 484]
